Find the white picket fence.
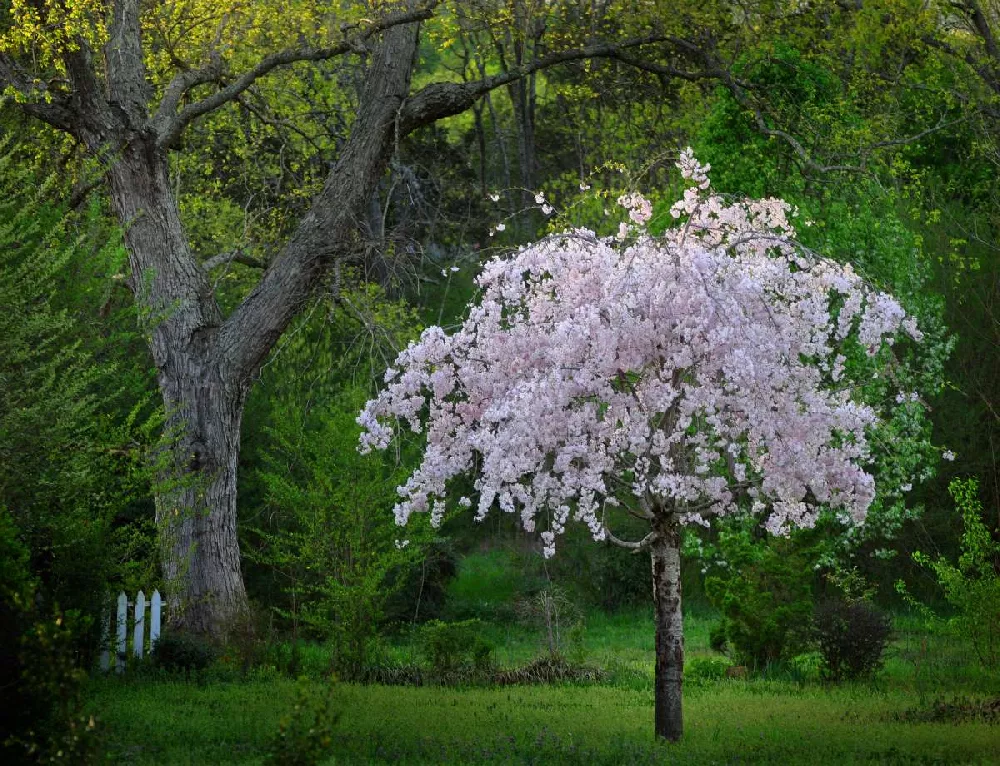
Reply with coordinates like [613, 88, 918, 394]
[99, 589, 164, 673]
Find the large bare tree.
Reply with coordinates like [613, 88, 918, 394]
[0, 0, 710, 635]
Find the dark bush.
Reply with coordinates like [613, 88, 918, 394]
[709, 621, 729, 654]
[547, 523, 651, 610]
[383, 538, 458, 624]
[0, 511, 99, 764]
[222, 602, 272, 675]
[813, 599, 892, 681]
[152, 631, 218, 673]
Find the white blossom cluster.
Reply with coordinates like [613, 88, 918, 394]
[358, 150, 922, 557]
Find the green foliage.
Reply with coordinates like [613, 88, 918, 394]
[708, 621, 728, 654]
[685, 656, 732, 682]
[419, 619, 495, 674]
[692, 54, 955, 592]
[705, 528, 815, 669]
[443, 550, 544, 622]
[0, 141, 155, 762]
[264, 679, 340, 766]
[907, 478, 1000, 670]
[248, 388, 431, 674]
[0, 140, 158, 629]
[0, 510, 100, 764]
[788, 652, 823, 683]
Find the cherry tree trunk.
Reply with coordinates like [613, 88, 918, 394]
[651, 517, 684, 741]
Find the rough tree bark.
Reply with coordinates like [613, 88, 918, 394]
[166, 21, 423, 634]
[650, 513, 684, 741]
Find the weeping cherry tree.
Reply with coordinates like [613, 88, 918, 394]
[358, 150, 923, 741]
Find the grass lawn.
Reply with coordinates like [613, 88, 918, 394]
[85, 610, 1000, 764]
[87, 678, 1000, 764]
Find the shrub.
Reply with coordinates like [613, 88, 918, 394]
[907, 478, 1000, 670]
[705, 531, 814, 669]
[221, 602, 272, 675]
[514, 586, 584, 658]
[685, 656, 732, 682]
[246, 391, 431, 675]
[419, 619, 495, 673]
[813, 599, 892, 681]
[264, 679, 340, 766]
[0, 148, 159, 665]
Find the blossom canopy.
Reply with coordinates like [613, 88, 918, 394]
[358, 150, 922, 557]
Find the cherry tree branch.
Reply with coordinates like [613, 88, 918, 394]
[605, 528, 658, 552]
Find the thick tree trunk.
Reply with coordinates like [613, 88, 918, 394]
[154, 362, 248, 636]
[103, 134, 249, 636]
[91, 21, 422, 637]
[651, 516, 684, 741]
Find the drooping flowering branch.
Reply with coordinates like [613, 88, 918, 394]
[358, 149, 922, 556]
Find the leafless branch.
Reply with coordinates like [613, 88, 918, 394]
[203, 248, 267, 272]
[605, 528, 657, 552]
[399, 33, 672, 133]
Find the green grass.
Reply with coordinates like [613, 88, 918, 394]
[85, 611, 1000, 764]
[87, 678, 1000, 764]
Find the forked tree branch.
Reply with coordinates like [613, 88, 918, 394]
[154, 4, 439, 148]
[0, 53, 79, 134]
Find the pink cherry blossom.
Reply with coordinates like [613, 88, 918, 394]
[359, 150, 920, 557]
